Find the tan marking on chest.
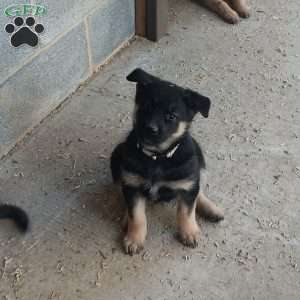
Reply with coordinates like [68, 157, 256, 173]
[122, 171, 195, 192]
[161, 178, 195, 191]
[122, 171, 145, 187]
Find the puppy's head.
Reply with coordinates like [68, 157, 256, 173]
[127, 68, 211, 152]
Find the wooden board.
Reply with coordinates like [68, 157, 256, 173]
[135, 0, 168, 41]
[146, 0, 168, 41]
[135, 0, 146, 37]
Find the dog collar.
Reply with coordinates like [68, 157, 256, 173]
[137, 143, 179, 160]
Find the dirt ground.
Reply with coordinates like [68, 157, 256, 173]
[1, 0, 300, 299]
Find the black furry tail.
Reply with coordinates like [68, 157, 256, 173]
[0, 204, 29, 232]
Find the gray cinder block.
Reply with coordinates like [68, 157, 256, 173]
[31, 0, 102, 45]
[0, 0, 38, 84]
[0, 22, 89, 155]
[88, 0, 135, 66]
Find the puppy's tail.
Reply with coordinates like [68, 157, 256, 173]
[0, 204, 29, 232]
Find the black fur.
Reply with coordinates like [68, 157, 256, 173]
[111, 68, 211, 215]
[0, 204, 29, 232]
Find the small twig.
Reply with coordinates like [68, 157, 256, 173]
[78, 137, 88, 143]
[98, 250, 107, 260]
[1, 257, 8, 279]
[95, 272, 102, 287]
[72, 158, 76, 175]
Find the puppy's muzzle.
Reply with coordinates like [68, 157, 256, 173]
[145, 123, 159, 136]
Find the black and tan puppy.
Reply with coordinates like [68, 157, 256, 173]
[111, 69, 224, 255]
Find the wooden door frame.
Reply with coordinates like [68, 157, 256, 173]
[135, 0, 168, 42]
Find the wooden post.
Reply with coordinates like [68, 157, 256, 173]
[135, 0, 146, 37]
[135, 0, 168, 42]
[146, 0, 168, 41]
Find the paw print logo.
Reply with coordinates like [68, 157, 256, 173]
[5, 16, 44, 47]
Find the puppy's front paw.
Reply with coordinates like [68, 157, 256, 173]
[124, 235, 144, 255]
[178, 225, 200, 248]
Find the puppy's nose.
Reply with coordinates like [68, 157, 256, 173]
[146, 123, 159, 135]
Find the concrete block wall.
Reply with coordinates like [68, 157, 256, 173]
[0, 0, 135, 157]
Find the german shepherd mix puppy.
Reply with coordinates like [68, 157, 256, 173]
[111, 69, 224, 255]
[198, 0, 250, 24]
[0, 204, 29, 232]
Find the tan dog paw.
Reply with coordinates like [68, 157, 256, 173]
[177, 200, 200, 248]
[178, 225, 200, 248]
[124, 235, 145, 255]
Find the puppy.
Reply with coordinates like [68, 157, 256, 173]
[110, 69, 224, 255]
[197, 0, 250, 24]
[0, 203, 29, 232]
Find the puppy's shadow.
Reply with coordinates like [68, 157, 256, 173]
[81, 182, 124, 223]
[75, 181, 127, 249]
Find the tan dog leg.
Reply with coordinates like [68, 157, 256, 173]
[196, 191, 224, 222]
[177, 200, 200, 248]
[230, 0, 250, 18]
[203, 0, 240, 24]
[124, 197, 147, 255]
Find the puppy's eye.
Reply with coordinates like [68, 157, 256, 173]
[165, 113, 177, 122]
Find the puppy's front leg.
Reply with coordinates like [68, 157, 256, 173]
[123, 189, 147, 255]
[177, 194, 200, 248]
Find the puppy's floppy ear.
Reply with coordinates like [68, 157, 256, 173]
[126, 68, 155, 85]
[183, 89, 211, 118]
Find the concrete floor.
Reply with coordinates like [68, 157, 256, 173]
[1, 0, 300, 299]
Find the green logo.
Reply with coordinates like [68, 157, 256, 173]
[4, 4, 47, 17]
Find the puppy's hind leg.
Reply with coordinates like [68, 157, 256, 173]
[196, 191, 224, 222]
[201, 0, 240, 24]
[230, 0, 250, 18]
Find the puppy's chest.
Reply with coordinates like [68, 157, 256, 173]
[143, 167, 170, 200]
[122, 164, 195, 202]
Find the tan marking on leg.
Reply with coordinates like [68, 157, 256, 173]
[124, 197, 147, 255]
[230, 0, 250, 18]
[177, 199, 200, 248]
[202, 0, 240, 24]
[196, 191, 224, 222]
